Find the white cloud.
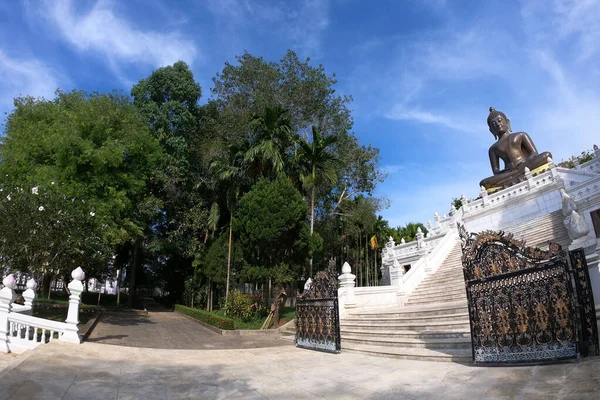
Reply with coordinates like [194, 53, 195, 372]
[522, 0, 600, 61]
[385, 106, 483, 133]
[0, 50, 61, 114]
[206, 0, 329, 56]
[44, 0, 197, 68]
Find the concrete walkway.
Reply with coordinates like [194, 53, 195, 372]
[87, 309, 289, 349]
[0, 340, 599, 399]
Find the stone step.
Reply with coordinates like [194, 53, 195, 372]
[344, 312, 469, 324]
[414, 277, 465, 290]
[341, 320, 470, 332]
[411, 286, 465, 296]
[406, 294, 467, 305]
[342, 335, 471, 349]
[340, 329, 471, 339]
[409, 290, 467, 301]
[341, 343, 473, 362]
[347, 301, 468, 318]
[406, 298, 467, 306]
[417, 276, 464, 286]
[432, 268, 463, 275]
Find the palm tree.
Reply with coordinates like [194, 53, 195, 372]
[297, 125, 339, 276]
[210, 141, 249, 310]
[244, 105, 294, 179]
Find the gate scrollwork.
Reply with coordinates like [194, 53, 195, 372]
[461, 228, 583, 365]
[295, 263, 341, 353]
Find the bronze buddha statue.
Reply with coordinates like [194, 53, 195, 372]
[479, 107, 552, 190]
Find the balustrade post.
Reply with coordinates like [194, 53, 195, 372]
[61, 267, 85, 344]
[22, 278, 37, 316]
[460, 194, 469, 213]
[338, 262, 356, 309]
[0, 275, 16, 352]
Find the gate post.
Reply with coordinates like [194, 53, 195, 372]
[338, 262, 356, 317]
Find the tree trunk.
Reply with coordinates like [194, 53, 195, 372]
[42, 272, 53, 299]
[127, 239, 141, 309]
[206, 278, 211, 311]
[117, 267, 123, 307]
[374, 246, 378, 286]
[357, 234, 362, 287]
[309, 186, 315, 277]
[365, 234, 369, 286]
[225, 215, 233, 314]
[63, 271, 72, 296]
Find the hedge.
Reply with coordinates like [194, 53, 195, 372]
[174, 304, 235, 330]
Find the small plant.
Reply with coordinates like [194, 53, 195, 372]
[222, 290, 268, 322]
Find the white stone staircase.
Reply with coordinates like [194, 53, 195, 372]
[340, 242, 472, 362]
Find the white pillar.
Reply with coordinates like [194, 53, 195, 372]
[0, 275, 16, 353]
[338, 262, 356, 305]
[22, 278, 37, 316]
[61, 267, 85, 344]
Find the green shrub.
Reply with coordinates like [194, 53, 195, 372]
[222, 290, 268, 322]
[174, 304, 235, 330]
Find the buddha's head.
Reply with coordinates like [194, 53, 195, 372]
[487, 107, 512, 139]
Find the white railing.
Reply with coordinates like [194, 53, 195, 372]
[0, 267, 85, 354]
[395, 228, 459, 304]
[338, 226, 460, 316]
[6, 313, 67, 352]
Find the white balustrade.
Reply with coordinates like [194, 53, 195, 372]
[0, 267, 85, 353]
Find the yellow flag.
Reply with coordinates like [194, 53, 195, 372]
[370, 235, 378, 250]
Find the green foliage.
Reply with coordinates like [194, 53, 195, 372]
[175, 304, 235, 330]
[0, 90, 162, 246]
[245, 105, 294, 179]
[233, 177, 309, 283]
[212, 50, 353, 137]
[0, 183, 107, 276]
[559, 149, 596, 168]
[222, 289, 268, 322]
[197, 233, 245, 285]
[131, 61, 208, 300]
[394, 222, 428, 243]
[452, 197, 463, 210]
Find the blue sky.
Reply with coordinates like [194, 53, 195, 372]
[1, 0, 599, 228]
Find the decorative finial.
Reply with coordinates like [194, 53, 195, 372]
[71, 267, 85, 281]
[26, 278, 37, 290]
[2, 274, 16, 289]
[341, 262, 351, 274]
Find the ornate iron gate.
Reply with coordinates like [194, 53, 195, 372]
[295, 264, 341, 353]
[569, 248, 599, 357]
[461, 229, 598, 365]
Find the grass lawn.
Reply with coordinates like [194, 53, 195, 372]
[34, 292, 131, 309]
[32, 306, 97, 327]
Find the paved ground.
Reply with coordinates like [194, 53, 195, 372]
[0, 308, 599, 399]
[0, 340, 599, 399]
[87, 309, 290, 349]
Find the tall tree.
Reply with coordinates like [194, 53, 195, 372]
[210, 141, 250, 308]
[297, 125, 338, 276]
[131, 61, 205, 303]
[233, 177, 311, 286]
[0, 90, 162, 293]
